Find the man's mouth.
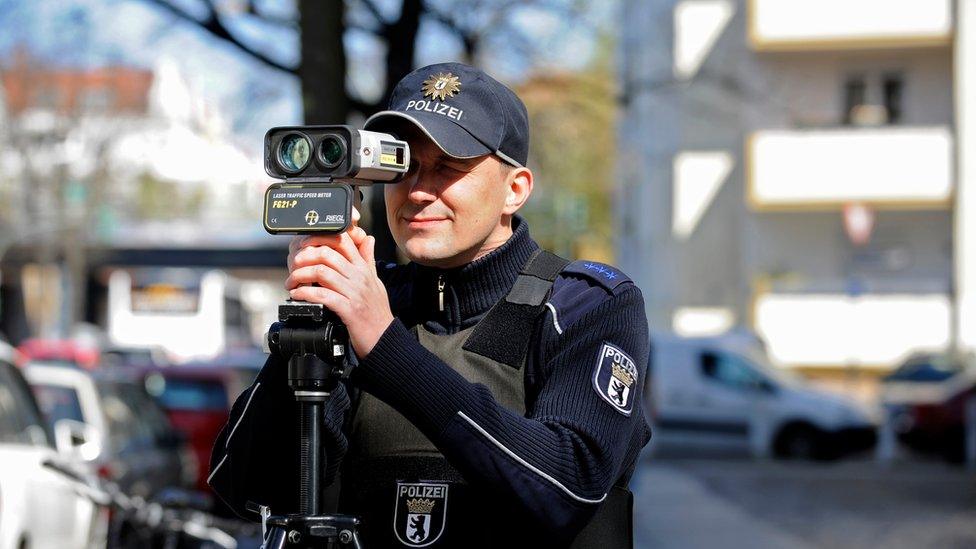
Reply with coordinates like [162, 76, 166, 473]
[403, 215, 448, 227]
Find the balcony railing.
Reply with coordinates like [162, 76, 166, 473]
[747, 126, 953, 209]
[749, 0, 953, 51]
[754, 293, 951, 368]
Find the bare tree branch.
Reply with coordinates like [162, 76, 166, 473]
[144, 0, 297, 74]
[357, 0, 390, 27]
[421, 0, 524, 60]
[347, 21, 382, 34]
[239, 0, 298, 28]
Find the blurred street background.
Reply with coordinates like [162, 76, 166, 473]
[1, 0, 975, 548]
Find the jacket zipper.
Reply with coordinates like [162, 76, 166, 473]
[437, 275, 446, 312]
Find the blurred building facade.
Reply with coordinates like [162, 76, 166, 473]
[618, 0, 970, 383]
[0, 51, 283, 359]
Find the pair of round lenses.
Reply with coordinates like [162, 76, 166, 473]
[277, 133, 346, 174]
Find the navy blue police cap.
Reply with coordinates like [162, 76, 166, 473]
[364, 62, 529, 167]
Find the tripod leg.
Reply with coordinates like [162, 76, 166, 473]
[299, 400, 324, 515]
[262, 526, 288, 549]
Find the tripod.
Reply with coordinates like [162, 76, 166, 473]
[252, 301, 364, 549]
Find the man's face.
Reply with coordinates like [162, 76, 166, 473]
[384, 124, 514, 268]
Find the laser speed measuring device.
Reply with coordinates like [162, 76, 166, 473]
[263, 125, 410, 234]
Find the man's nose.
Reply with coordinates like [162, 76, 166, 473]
[406, 168, 439, 203]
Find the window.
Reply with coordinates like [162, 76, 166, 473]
[0, 363, 49, 445]
[148, 377, 228, 412]
[131, 387, 171, 437]
[98, 381, 171, 452]
[98, 382, 143, 452]
[842, 72, 904, 126]
[843, 76, 867, 125]
[32, 383, 85, 431]
[883, 74, 904, 124]
[700, 351, 772, 392]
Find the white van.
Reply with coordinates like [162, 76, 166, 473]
[646, 332, 876, 459]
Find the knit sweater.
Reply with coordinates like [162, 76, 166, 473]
[209, 218, 651, 542]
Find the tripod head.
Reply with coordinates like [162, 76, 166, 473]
[268, 302, 350, 399]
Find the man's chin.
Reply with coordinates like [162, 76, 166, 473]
[399, 237, 462, 267]
[400, 237, 442, 261]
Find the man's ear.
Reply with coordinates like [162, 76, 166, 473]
[503, 166, 533, 215]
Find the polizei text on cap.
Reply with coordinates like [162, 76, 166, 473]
[405, 100, 463, 121]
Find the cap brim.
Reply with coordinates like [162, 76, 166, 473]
[364, 110, 493, 160]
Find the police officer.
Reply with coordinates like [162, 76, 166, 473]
[209, 62, 651, 548]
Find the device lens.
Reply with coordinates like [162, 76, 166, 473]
[319, 135, 345, 168]
[278, 133, 311, 173]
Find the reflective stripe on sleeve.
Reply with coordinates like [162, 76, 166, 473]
[456, 411, 607, 504]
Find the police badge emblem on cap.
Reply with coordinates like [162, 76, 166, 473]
[394, 482, 449, 547]
[593, 343, 638, 416]
[422, 72, 462, 101]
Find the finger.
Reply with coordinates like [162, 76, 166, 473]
[292, 244, 354, 274]
[351, 201, 362, 228]
[287, 236, 308, 271]
[286, 264, 353, 294]
[332, 231, 368, 267]
[360, 235, 377, 276]
[288, 285, 349, 315]
[348, 225, 368, 246]
[288, 235, 307, 255]
[296, 232, 364, 266]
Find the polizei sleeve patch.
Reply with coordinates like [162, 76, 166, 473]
[592, 343, 639, 416]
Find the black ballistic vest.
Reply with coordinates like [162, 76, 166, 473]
[340, 250, 633, 548]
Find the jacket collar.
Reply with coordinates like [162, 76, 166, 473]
[411, 216, 538, 332]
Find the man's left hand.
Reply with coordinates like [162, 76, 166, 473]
[285, 229, 394, 358]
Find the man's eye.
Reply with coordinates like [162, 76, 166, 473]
[439, 163, 467, 174]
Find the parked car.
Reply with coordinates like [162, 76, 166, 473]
[25, 364, 193, 499]
[883, 352, 973, 384]
[140, 350, 265, 493]
[646, 332, 877, 460]
[0, 342, 104, 549]
[883, 364, 976, 462]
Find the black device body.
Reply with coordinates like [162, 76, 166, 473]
[264, 183, 354, 234]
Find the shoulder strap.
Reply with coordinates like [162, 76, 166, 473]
[462, 249, 570, 368]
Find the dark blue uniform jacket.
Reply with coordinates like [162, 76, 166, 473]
[208, 218, 651, 541]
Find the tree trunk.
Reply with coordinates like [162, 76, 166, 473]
[383, 0, 422, 102]
[299, 0, 348, 124]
